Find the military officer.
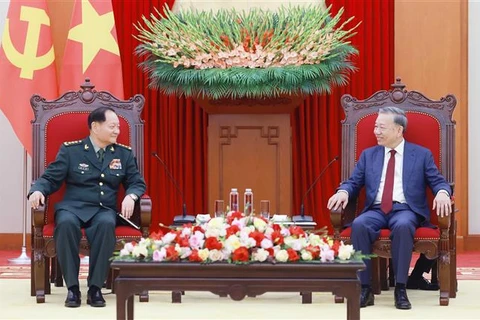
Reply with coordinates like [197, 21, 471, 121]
[28, 107, 146, 308]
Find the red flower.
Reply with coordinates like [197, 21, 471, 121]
[226, 225, 240, 237]
[189, 249, 203, 262]
[289, 225, 306, 238]
[287, 248, 300, 262]
[227, 211, 243, 224]
[205, 237, 223, 250]
[192, 225, 204, 233]
[271, 230, 284, 245]
[331, 240, 340, 256]
[305, 245, 320, 259]
[266, 247, 274, 257]
[176, 236, 189, 248]
[232, 247, 250, 262]
[165, 246, 179, 261]
[149, 231, 164, 241]
[249, 230, 265, 246]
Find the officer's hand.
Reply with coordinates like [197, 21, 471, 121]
[433, 192, 452, 218]
[121, 196, 135, 219]
[327, 191, 349, 211]
[29, 191, 45, 210]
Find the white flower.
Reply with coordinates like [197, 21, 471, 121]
[320, 246, 335, 262]
[162, 232, 176, 245]
[301, 250, 313, 261]
[253, 248, 269, 262]
[260, 238, 273, 249]
[338, 242, 355, 260]
[119, 248, 130, 256]
[224, 235, 242, 251]
[275, 249, 289, 262]
[284, 236, 307, 251]
[253, 217, 267, 232]
[198, 248, 210, 261]
[179, 246, 192, 259]
[208, 249, 224, 262]
[124, 242, 134, 253]
[307, 234, 322, 247]
[132, 244, 148, 258]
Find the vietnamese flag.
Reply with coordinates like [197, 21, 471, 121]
[59, 0, 123, 98]
[0, 0, 58, 155]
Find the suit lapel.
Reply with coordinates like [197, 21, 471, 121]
[372, 147, 385, 190]
[83, 138, 102, 170]
[402, 142, 416, 189]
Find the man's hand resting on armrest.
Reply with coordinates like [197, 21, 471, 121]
[327, 190, 349, 211]
[433, 191, 452, 217]
[29, 191, 45, 210]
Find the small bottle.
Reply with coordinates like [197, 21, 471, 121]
[244, 188, 253, 215]
[229, 188, 239, 212]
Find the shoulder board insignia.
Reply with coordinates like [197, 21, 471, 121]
[116, 143, 132, 150]
[63, 140, 82, 146]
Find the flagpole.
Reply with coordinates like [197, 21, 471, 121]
[9, 148, 30, 264]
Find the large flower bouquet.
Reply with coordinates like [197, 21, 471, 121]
[134, 5, 359, 99]
[114, 212, 359, 264]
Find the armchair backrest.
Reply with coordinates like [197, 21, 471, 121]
[30, 79, 145, 225]
[339, 78, 456, 225]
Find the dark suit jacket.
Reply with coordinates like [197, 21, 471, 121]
[29, 137, 146, 222]
[339, 141, 451, 224]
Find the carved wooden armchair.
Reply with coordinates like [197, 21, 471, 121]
[30, 79, 151, 303]
[330, 78, 457, 306]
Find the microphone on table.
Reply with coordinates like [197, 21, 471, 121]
[152, 152, 196, 225]
[292, 156, 339, 223]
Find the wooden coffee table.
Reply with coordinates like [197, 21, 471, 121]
[112, 260, 365, 320]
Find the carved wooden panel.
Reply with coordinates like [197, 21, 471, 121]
[208, 114, 291, 215]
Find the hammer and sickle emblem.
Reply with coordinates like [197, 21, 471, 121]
[2, 6, 55, 80]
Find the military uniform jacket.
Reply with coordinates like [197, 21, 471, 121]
[30, 137, 147, 222]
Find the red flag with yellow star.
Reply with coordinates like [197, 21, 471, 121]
[0, 0, 58, 155]
[59, 0, 123, 98]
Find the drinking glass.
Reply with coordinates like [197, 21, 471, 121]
[214, 200, 225, 218]
[260, 200, 270, 220]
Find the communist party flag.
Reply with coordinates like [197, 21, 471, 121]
[0, 0, 58, 155]
[59, 0, 123, 98]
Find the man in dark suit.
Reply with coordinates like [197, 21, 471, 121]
[28, 107, 146, 308]
[327, 106, 451, 309]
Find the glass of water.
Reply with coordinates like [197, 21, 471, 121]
[260, 200, 270, 220]
[214, 200, 225, 218]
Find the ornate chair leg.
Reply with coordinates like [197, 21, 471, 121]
[439, 252, 450, 306]
[45, 257, 51, 294]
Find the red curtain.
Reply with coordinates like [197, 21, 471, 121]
[292, 0, 395, 230]
[112, 0, 394, 232]
[112, 0, 209, 230]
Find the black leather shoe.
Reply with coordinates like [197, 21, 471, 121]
[394, 287, 412, 310]
[360, 287, 374, 308]
[65, 289, 81, 308]
[406, 276, 439, 290]
[87, 286, 106, 307]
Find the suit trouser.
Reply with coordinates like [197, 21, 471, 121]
[351, 203, 420, 286]
[54, 209, 116, 289]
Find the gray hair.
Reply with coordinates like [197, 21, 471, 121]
[378, 106, 407, 132]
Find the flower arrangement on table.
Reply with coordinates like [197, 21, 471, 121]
[114, 211, 359, 264]
[134, 5, 359, 99]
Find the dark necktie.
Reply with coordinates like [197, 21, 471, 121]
[381, 149, 396, 214]
[97, 149, 105, 162]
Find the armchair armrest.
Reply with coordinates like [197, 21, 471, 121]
[32, 203, 46, 230]
[139, 194, 152, 238]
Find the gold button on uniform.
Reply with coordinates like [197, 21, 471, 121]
[100, 191, 104, 195]
[99, 182, 103, 186]
[99, 202, 103, 206]
[101, 173, 105, 178]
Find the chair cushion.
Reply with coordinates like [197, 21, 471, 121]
[339, 226, 440, 240]
[43, 223, 142, 238]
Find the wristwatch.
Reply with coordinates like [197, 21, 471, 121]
[128, 194, 138, 201]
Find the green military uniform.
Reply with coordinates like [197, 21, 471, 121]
[29, 137, 146, 289]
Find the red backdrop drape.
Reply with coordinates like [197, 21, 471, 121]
[111, 0, 394, 232]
